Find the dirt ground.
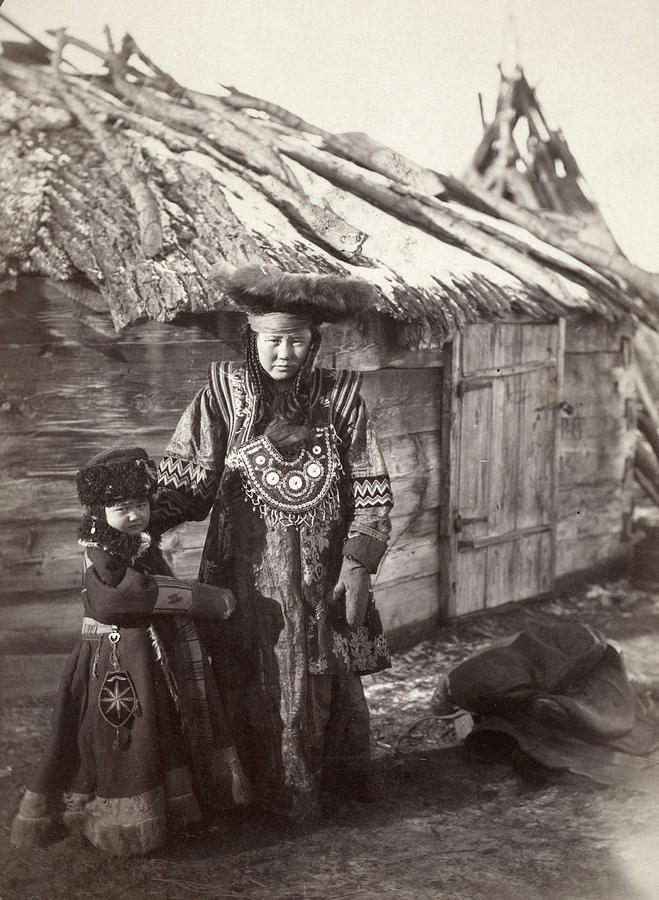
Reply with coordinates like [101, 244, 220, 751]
[1, 578, 658, 900]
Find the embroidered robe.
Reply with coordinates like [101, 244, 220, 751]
[154, 362, 394, 817]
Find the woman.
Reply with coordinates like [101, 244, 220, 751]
[152, 265, 393, 822]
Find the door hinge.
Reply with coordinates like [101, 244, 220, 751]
[535, 400, 573, 415]
[458, 523, 551, 551]
[458, 378, 493, 398]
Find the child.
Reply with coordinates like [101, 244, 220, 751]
[11, 447, 248, 856]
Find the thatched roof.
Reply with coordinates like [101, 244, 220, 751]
[1, 29, 658, 340]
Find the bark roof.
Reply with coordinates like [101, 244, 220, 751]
[1, 32, 657, 339]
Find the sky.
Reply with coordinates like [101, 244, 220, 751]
[1, 0, 657, 270]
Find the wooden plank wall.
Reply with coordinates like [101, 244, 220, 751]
[556, 315, 636, 576]
[0, 281, 233, 594]
[1, 280, 443, 644]
[361, 369, 442, 636]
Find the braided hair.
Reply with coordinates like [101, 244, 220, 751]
[243, 324, 322, 427]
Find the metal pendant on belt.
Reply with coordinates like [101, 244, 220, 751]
[98, 627, 139, 732]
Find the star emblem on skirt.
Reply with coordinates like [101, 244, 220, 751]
[98, 671, 139, 728]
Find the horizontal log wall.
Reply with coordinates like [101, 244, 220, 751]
[1, 279, 443, 646]
[556, 315, 636, 576]
[361, 370, 443, 635]
[0, 281, 229, 595]
[2, 280, 636, 647]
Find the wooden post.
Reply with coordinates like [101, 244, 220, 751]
[550, 317, 566, 587]
[439, 334, 461, 619]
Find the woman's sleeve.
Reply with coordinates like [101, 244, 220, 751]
[341, 395, 394, 574]
[151, 385, 227, 534]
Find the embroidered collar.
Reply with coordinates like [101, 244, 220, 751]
[78, 514, 152, 564]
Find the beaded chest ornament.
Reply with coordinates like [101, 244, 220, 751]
[227, 425, 342, 527]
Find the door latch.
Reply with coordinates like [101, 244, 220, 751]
[454, 514, 489, 533]
[535, 400, 574, 415]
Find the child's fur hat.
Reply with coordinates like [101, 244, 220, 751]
[209, 263, 376, 323]
[76, 447, 157, 507]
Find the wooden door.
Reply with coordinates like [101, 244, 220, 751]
[441, 320, 564, 616]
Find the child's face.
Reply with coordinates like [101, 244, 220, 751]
[104, 497, 151, 534]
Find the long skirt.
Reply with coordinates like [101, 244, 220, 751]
[11, 628, 201, 856]
[207, 492, 374, 823]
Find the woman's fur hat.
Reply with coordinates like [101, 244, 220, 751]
[209, 263, 376, 323]
[76, 447, 157, 507]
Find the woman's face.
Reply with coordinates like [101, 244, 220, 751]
[105, 497, 151, 534]
[256, 329, 313, 381]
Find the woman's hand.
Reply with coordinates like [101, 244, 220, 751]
[192, 583, 237, 620]
[332, 556, 371, 628]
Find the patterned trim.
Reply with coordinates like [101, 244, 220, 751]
[209, 362, 362, 449]
[309, 366, 324, 410]
[331, 624, 391, 675]
[329, 369, 362, 439]
[209, 360, 240, 445]
[352, 475, 393, 509]
[158, 455, 218, 503]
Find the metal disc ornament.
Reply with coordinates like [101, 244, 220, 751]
[98, 670, 139, 729]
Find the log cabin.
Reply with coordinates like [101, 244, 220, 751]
[1, 34, 658, 648]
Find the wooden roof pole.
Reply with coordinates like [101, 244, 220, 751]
[50, 28, 164, 259]
[442, 175, 659, 308]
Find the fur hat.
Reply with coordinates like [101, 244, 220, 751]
[209, 263, 376, 323]
[76, 447, 157, 507]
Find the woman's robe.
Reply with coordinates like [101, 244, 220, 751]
[154, 362, 394, 819]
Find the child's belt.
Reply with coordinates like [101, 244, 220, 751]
[81, 616, 115, 637]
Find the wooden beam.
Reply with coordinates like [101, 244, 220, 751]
[551, 318, 565, 588]
[634, 362, 659, 431]
[460, 357, 557, 380]
[458, 523, 551, 551]
[635, 468, 659, 507]
[441, 174, 659, 309]
[439, 335, 461, 618]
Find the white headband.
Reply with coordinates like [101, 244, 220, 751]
[247, 312, 312, 334]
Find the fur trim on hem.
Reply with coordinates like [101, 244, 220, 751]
[163, 766, 202, 831]
[210, 746, 252, 808]
[10, 812, 55, 848]
[61, 809, 86, 828]
[62, 791, 94, 828]
[81, 788, 168, 856]
[82, 815, 167, 856]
